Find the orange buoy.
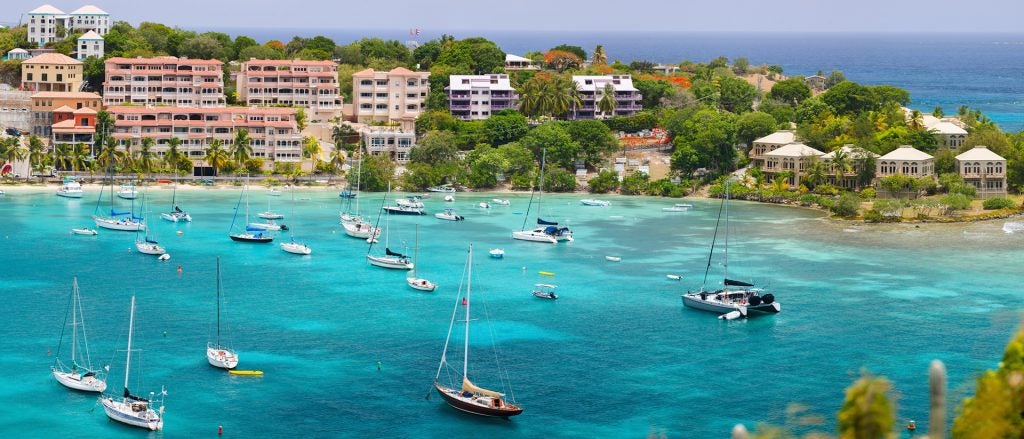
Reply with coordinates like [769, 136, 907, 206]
[218, 425, 223, 435]
[907, 420, 916, 431]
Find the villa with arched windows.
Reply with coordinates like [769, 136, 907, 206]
[876, 145, 933, 179]
[955, 146, 1007, 197]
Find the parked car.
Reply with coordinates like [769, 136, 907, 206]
[4, 128, 19, 136]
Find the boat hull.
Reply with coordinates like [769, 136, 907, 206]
[230, 233, 273, 243]
[580, 199, 610, 206]
[383, 206, 424, 215]
[434, 383, 523, 418]
[681, 292, 781, 316]
[72, 228, 98, 235]
[52, 368, 106, 393]
[512, 230, 557, 244]
[56, 191, 83, 198]
[343, 222, 379, 239]
[94, 216, 144, 231]
[435, 213, 464, 221]
[160, 212, 191, 222]
[135, 241, 166, 255]
[258, 212, 284, 220]
[407, 277, 437, 292]
[207, 346, 239, 369]
[280, 242, 312, 255]
[100, 397, 162, 430]
[367, 255, 413, 270]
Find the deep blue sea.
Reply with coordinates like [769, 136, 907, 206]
[212, 29, 1024, 132]
[1, 186, 1021, 437]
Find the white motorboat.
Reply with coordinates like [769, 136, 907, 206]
[56, 180, 83, 198]
[396, 195, 425, 209]
[681, 180, 780, 320]
[116, 184, 138, 200]
[489, 248, 505, 259]
[444, 195, 455, 202]
[581, 199, 611, 206]
[435, 208, 464, 221]
[100, 296, 165, 431]
[207, 258, 239, 369]
[492, 198, 510, 206]
[662, 203, 694, 212]
[427, 185, 456, 193]
[406, 224, 436, 292]
[51, 278, 107, 393]
[532, 283, 558, 300]
[667, 274, 682, 281]
[479, 202, 490, 209]
[513, 149, 574, 244]
[258, 211, 284, 220]
[383, 204, 425, 215]
[71, 228, 98, 235]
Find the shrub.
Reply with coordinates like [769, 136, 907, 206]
[543, 168, 577, 193]
[947, 182, 978, 198]
[587, 170, 619, 193]
[941, 193, 972, 212]
[982, 197, 1016, 210]
[620, 172, 650, 195]
[914, 177, 937, 195]
[859, 187, 877, 199]
[799, 194, 819, 206]
[831, 193, 861, 217]
[863, 209, 884, 222]
[812, 184, 841, 196]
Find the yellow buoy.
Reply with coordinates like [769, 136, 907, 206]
[228, 370, 264, 376]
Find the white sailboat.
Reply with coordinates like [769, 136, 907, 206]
[160, 177, 191, 222]
[207, 257, 239, 369]
[229, 177, 273, 243]
[99, 296, 165, 431]
[432, 245, 523, 418]
[340, 153, 381, 240]
[93, 171, 144, 232]
[135, 195, 166, 256]
[367, 182, 413, 270]
[51, 277, 107, 393]
[258, 193, 284, 219]
[681, 180, 781, 320]
[512, 149, 573, 244]
[281, 187, 312, 255]
[406, 224, 436, 291]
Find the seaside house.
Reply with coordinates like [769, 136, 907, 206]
[653, 64, 680, 75]
[805, 75, 827, 91]
[102, 57, 225, 107]
[50, 106, 96, 153]
[955, 146, 1007, 197]
[21, 53, 83, 92]
[821, 144, 879, 189]
[929, 121, 968, 150]
[106, 106, 303, 173]
[569, 75, 643, 120]
[237, 59, 344, 117]
[504, 54, 539, 71]
[750, 130, 797, 167]
[30, 91, 102, 136]
[27, 4, 111, 47]
[7, 48, 30, 61]
[876, 145, 934, 179]
[351, 67, 430, 131]
[446, 74, 518, 121]
[761, 142, 825, 187]
[360, 125, 416, 163]
[75, 31, 104, 60]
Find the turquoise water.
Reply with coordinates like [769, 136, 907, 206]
[0, 187, 1020, 437]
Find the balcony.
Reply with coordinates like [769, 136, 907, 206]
[450, 105, 471, 110]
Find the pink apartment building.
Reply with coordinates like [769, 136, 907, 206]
[237, 59, 343, 116]
[102, 56, 226, 108]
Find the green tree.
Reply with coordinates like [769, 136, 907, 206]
[821, 81, 878, 115]
[136, 137, 157, 174]
[620, 171, 650, 195]
[302, 136, 322, 170]
[825, 70, 847, 88]
[294, 108, 307, 131]
[27, 135, 48, 175]
[483, 111, 529, 146]
[409, 131, 460, 165]
[735, 112, 778, 147]
[232, 35, 258, 57]
[718, 76, 757, 113]
[179, 34, 231, 61]
[543, 167, 577, 192]
[163, 136, 186, 174]
[466, 144, 508, 188]
[435, 37, 504, 74]
[358, 153, 397, 191]
[632, 78, 674, 110]
[587, 170, 618, 193]
[670, 109, 738, 173]
[768, 78, 812, 104]
[591, 45, 607, 66]
[550, 44, 586, 60]
[0, 136, 26, 166]
[520, 123, 579, 170]
[732, 57, 750, 75]
[560, 120, 617, 168]
[231, 129, 253, 168]
[836, 372, 896, 439]
[597, 83, 617, 119]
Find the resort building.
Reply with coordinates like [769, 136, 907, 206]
[237, 59, 344, 116]
[504, 54, 538, 71]
[955, 146, 1007, 197]
[102, 57, 225, 108]
[106, 106, 303, 172]
[821, 144, 879, 189]
[0, 85, 33, 133]
[446, 74, 518, 121]
[50, 106, 97, 151]
[30, 91, 102, 136]
[351, 67, 429, 130]
[761, 142, 825, 187]
[76, 31, 104, 60]
[26, 4, 111, 47]
[876, 145, 934, 178]
[750, 130, 798, 167]
[21, 53, 84, 92]
[569, 75, 643, 120]
[7, 48, 30, 60]
[929, 121, 968, 150]
[360, 126, 416, 163]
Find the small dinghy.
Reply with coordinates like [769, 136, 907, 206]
[435, 208, 464, 221]
[489, 248, 504, 259]
[444, 195, 455, 202]
[228, 370, 263, 376]
[605, 256, 621, 262]
[478, 202, 490, 209]
[666, 274, 682, 281]
[158, 254, 170, 261]
[581, 199, 611, 207]
[532, 283, 558, 300]
[492, 199, 510, 206]
[72, 228, 98, 236]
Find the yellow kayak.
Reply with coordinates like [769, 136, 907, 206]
[228, 370, 264, 376]
[539, 271, 555, 277]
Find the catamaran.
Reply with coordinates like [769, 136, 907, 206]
[207, 257, 239, 369]
[432, 245, 523, 418]
[229, 177, 273, 243]
[513, 149, 572, 244]
[406, 224, 435, 291]
[99, 296, 165, 431]
[681, 180, 780, 320]
[51, 277, 107, 393]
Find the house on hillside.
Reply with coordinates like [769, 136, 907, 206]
[876, 145, 934, 179]
[821, 144, 879, 189]
[750, 130, 797, 167]
[956, 146, 1007, 197]
[762, 143, 825, 187]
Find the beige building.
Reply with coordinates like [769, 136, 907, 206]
[821, 144, 879, 189]
[30, 91, 102, 136]
[107, 106, 303, 172]
[103, 57, 225, 108]
[876, 145, 934, 178]
[750, 130, 797, 167]
[956, 146, 1007, 197]
[928, 121, 968, 150]
[762, 142, 825, 187]
[351, 67, 430, 130]
[361, 125, 416, 163]
[237, 59, 343, 116]
[21, 53, 84, 92]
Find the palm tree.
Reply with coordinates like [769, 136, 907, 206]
[69, 143, 89, 172]
[204, 138, 230, 176]
[597, 83, 617, 119]
[51, 144, 71, 171]
[27, 135, 49, 176]
[136, 137, 157, 174]
[547, 77, 582, 118]
[231, 128, 253, 169]
[294, 108, 307, 131]
[164, 136, 184, 174]
[516, 76, 545, 118]
[592, 45, 607, 66]
[302, 136, 322, 170]
[831, 147, 853, 188]
[0, 136, 26, 167]
[909, 109, 924, 131]
[327, 147, 346, 177]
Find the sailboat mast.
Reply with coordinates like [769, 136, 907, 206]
[412, 224, 419, 277]
[124, 295, 136, 392]
[537, 148, 546, 219]
[723, 180, 730, 284]
[216, 257, 221, 346]
[71, 278, 78, 365]
[244, 175, 251, 223]
[354, 152, 362, 214]
[463, 245, 472, 380]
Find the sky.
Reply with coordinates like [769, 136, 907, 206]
[4, 0, 1024, 33]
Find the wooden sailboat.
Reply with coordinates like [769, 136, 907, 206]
[406, 224, 436, 291]
[512, 148, 572, 244]
[207, 257, 239, 369]
[433, 245, 523, 418]
[229, 176, 273, 243]
[99, 296, 165, 431]
[367, 182, 412, 270]
[51, 277, 107, 393]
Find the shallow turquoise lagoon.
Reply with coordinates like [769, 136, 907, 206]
[0, 188, 1019, 437]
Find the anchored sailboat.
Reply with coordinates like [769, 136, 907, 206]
[367, 182, 413, 270]
[160, 176, 191, 222]
[406, 224, 435, 291]
[99, 296, 165, 431]
[51, 277, 107, 393]
[93, 167, 144, 232]
[135, 195, 166, 256]
[512, 149, 572, 244]
[207, 257, 239, 369]
[340, 153, 380, 240]
[280, 187, 312, 255]
[229, 177, 273, 243]
[432, 245, 523, 418]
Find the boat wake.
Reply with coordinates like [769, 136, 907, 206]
[1003, 222, 1024, 234]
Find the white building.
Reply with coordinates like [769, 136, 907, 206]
[27, 4, 64, 46]
[66, 5, 111, 36]
[928, 121, 968, 150]
[570, 75, 643, 120]
[762, 142, 825, 187]
[446, 74, 519, 121]
[7, 48, 30, 60]
[956, 146, 1007, 197]
[504, 54, 538, 71]
[751, 130, 797, 167]
[76, 30, 103, 60]
[26, 4, 110, 47]
[877, 145, 934, 178]
[361, 126, 416, 163]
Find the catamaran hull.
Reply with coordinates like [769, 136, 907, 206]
[100, 398, 162, 430]
[52, 369, 106, 393]
[681, 294, 781, 316]
[367, 255, 413, 270]
[93, 216, 144, 231]
[434, 383, 523, 418]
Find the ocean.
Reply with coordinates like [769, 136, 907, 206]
[0, 187, 1019, 437]
[212, 29, 1024, 132]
